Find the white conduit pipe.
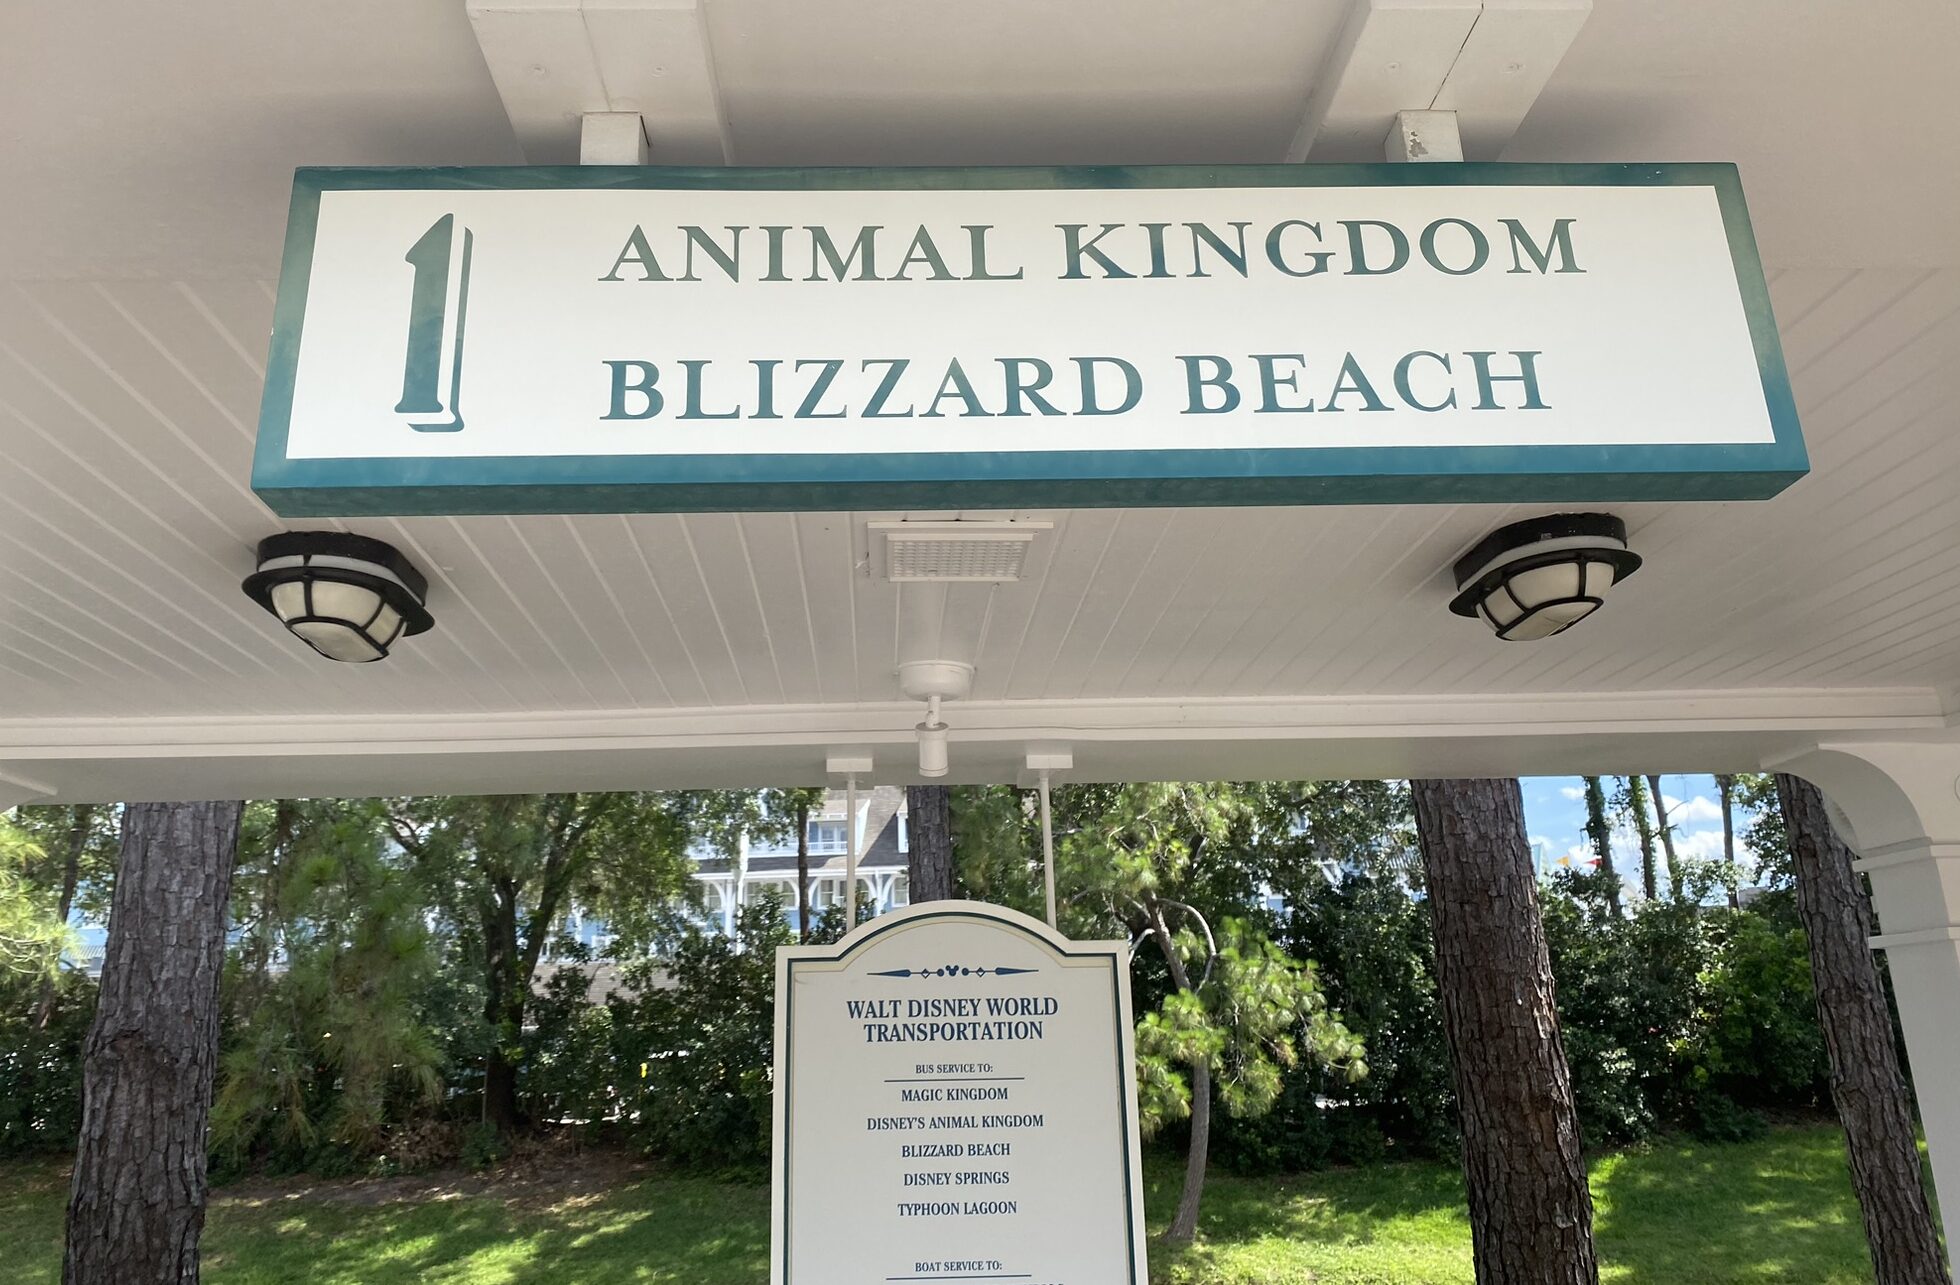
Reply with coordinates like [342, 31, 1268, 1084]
[845, 772, 860, 928]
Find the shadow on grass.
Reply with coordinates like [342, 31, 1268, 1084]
[201, 1172, 772, 1285]
[0, 1158, 70, 1285]
[1581, 1128, 1876, 1285]
[0, 1125, 1919, 1285]
[1145, 1153, 1473, 1284]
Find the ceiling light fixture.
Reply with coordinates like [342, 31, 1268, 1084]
[897, 659, 970, 779]
[1448, 514, 1642, 641]
[242, 531, 434, 662]
[916, 696, 950, 778]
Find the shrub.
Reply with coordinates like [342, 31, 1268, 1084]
[0, 972, 93, 1155]
[611, 896, 796, 1178]
[460, 1121, 509, 1171]
[521, 945, 620, 1133]
[1689, 914, 1827, 1109]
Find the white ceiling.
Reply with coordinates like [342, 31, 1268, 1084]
[2, 0, 1958, 798]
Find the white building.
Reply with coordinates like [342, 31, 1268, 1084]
[691, 786, 912, 936]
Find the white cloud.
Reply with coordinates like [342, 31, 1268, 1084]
[1558, 785, 1586, 801]
[1675, 826, 1731, 861]
[1664, 793, 1724, 824]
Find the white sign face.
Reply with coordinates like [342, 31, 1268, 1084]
[771, 902, 1147, 1285]
[254, 164, 1804, 515]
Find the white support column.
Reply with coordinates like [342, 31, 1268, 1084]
[1385, 109, 1463, 162]
[1024, 750, 1073, 931]
[1772, 741, 1960, 1252]
[844, 773, 860, 927]
[828, 753, 874, 929]
[580, 112, 649, 166]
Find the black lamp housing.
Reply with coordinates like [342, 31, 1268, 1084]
[242, 531, 434, 663]
[1448, 513, 1642, 642]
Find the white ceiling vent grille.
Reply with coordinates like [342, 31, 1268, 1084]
[869, 521, 1052, 583]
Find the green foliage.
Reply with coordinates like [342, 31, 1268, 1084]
[2, 771, 1839, 1185]
[1687, 913, 1827, 1108]
[1540, 877, 1827, 1146]
[521, 946, 618, 1132]
[5, 804, 119, 929]
[0, 818, 69, 984]
[459, 1121, 510, 1172]
[612, 897, 799, 1178]
[0, 971, 93, 1156]
[1261, 836, 1458, 1164]
[213, 801, 444, 1168]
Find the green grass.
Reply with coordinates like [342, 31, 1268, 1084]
[0, 1126, 1912, 1284]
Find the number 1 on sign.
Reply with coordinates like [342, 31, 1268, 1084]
[395, 214, 472, 433]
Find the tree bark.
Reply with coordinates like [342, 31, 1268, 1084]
[905, 785, 955, 902]
[1625, 776, 1659, 902]
[1715, 774, 1740, 910]
[1645, 775, 1683, 900]
[64, 800, 242, 1285]
[1776, 774, 1951, 1285]
[1151, 903, 1212, 1246]
[1412, 778, 1599, 1285]
[481, 883, 524, 1137]
[1581, 778, 1621, 918]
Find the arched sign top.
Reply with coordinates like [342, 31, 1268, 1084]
[773, 899, 1148, 1284]
[253, 163, 1804, 517]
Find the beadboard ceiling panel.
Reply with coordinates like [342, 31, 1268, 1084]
[2, 0, 1959, 784]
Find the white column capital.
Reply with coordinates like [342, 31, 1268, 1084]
[1765, 740, 1960, 852]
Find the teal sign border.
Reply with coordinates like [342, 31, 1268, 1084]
[254, 163, 1806, 516]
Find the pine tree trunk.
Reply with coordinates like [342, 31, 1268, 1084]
[905, 785, 955, 902]
[1147, 903, 1213, 1245]
[64, 800, 242, 1285]
[1411, 778, 1599, 1285]
[1776, 774, 1951, 1285]
[1646, 775, 1683, 900]
[481, 891, 524, 1137]
[1626, 776, 1658, 902]
[1581, 778, 1621, 918]
[1715, 775, 1740, 910]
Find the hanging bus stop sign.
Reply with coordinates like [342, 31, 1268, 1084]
[771, 902, 1148, 1285]
[253, 163, 1804, 516]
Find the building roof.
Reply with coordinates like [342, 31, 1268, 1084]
[694, 786, 910, 876]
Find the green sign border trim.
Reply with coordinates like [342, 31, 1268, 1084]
[253, 162, 1806, 516]
[778, 908, 1143, 1283]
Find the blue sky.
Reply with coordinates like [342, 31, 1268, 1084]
[1519, 774, 1764, 901]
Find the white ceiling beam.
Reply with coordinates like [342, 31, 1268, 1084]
[467, 0, 731, 164]
[1288, 0, 1481, 163]
[0, 765, 56, 809]
[1432, 0, 1593, 160]
[0, 688, 1948, 801]
[1288, 0, 1589, 163]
